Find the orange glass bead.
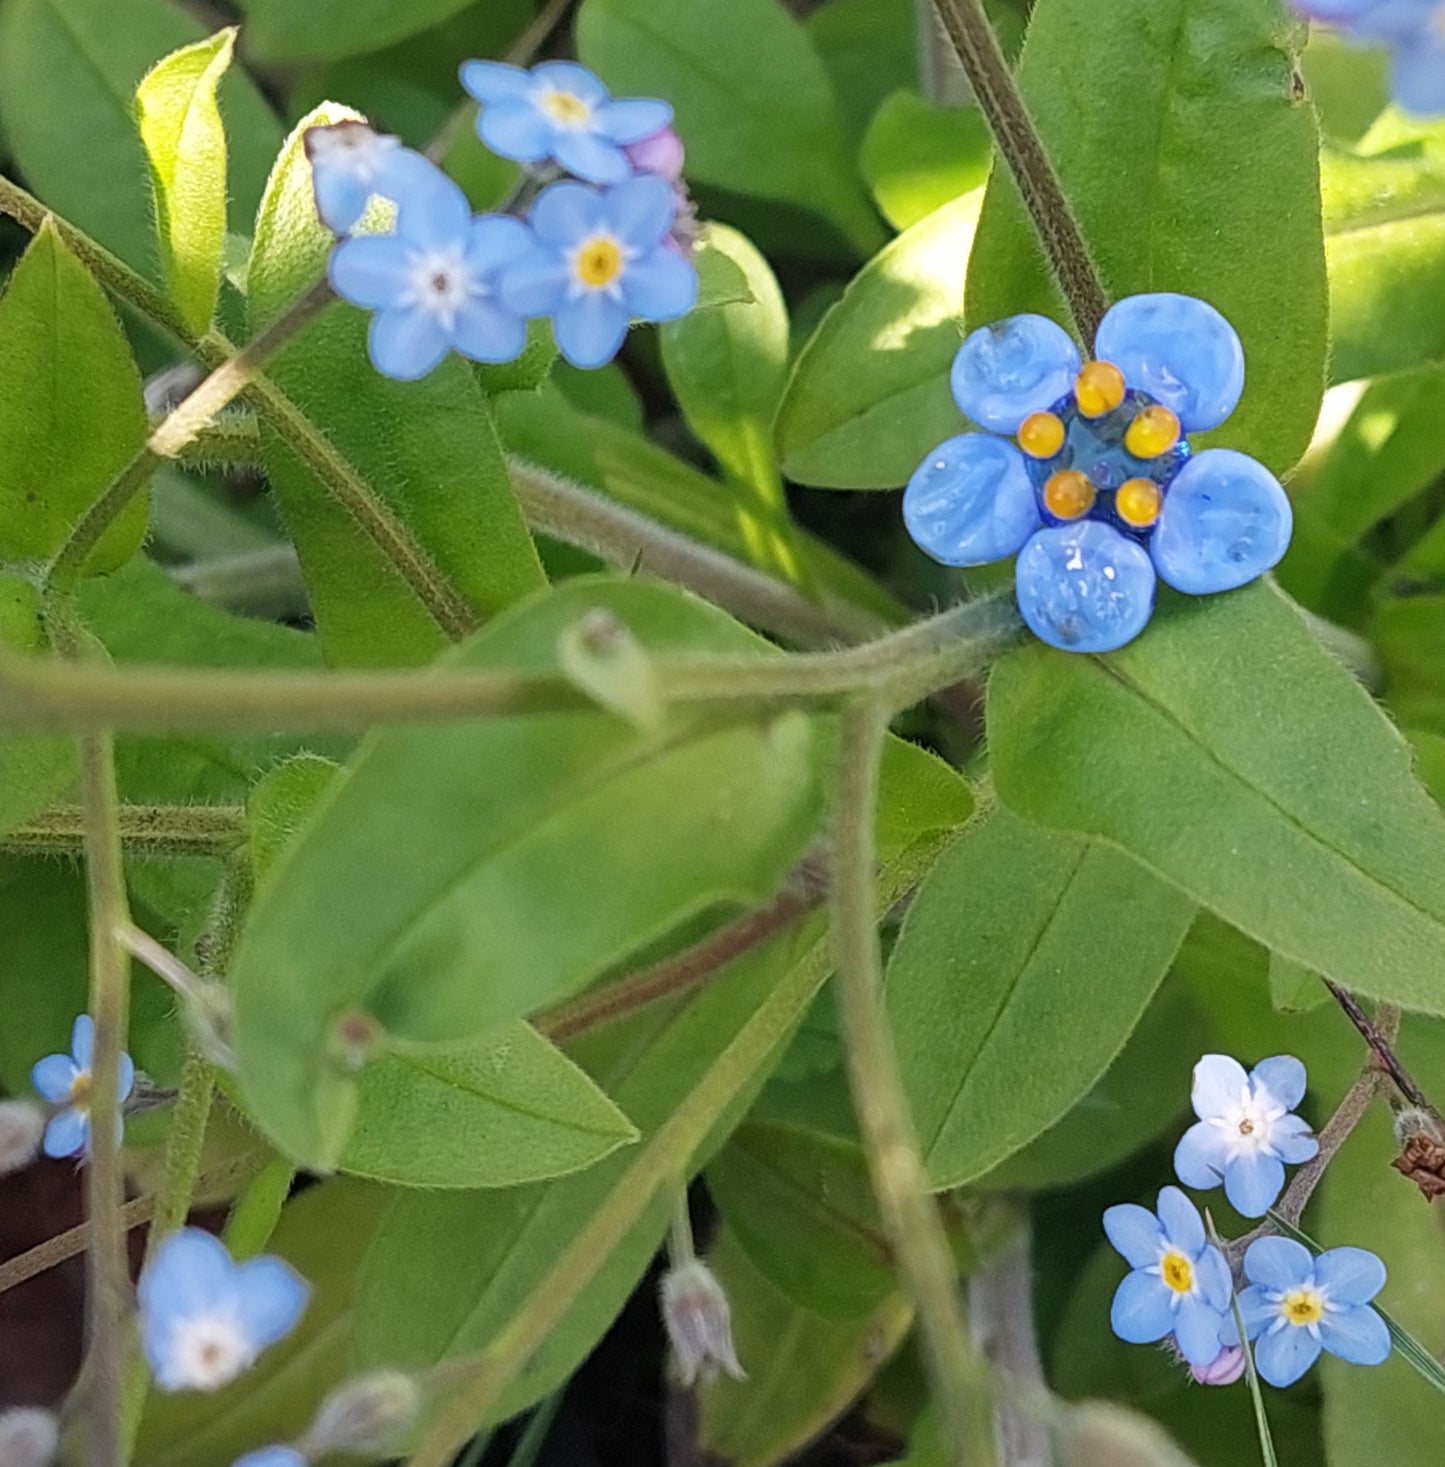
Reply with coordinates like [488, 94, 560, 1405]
[1125, 404, 1182, 460]
[1116, 477, 1163, 529]
[1043, 470, 1096, 521]
[1018, 410, 1066, 459]
[1074, 360, 1126, 418]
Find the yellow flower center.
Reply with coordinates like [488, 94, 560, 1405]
[1043, 469, 1095, 520]
[1282, 1288, 1325, 1327]
[1116, 477, 1163, 529]
[540, 90, 592, 127]
[68, 1071, 93, 1110]
[1018, 410, 1065, 459]
[1125, 404, 1182, 459]
[1161, 1251, 1194, 1294]
[1075, 360, 1126, 418]
[575, 236, 624, 289]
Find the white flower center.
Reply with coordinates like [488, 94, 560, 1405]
[403, 246, 479, 331]
[308, 123, 395, 185]
[1207, 1081, 1285, 1160]
[66, 1069, 94, 1113]
[1273, 1283, 1329, 1333]
[167, 1311, 255, 1390]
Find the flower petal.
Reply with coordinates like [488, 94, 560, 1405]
[466, 215, 532, 279]
[71, 1014, 95, 1069]
[1251, 1055, 1307, 1112]
[451, 298, 528, 364]
[622, 248, 698, 321]
[1173, 1121, 1229, 1190]
[234, 1450, 307, 1467]
[1195, 1245, 1235, 1313]
[530, 180, 605, 246]
[1190, 1054, 1249, 1121]
[374, 147, 447, 209]
[1319, 1303, 1392, 1365]
[1315, 1247, 1387, 1308]
[553, 293, 630, 369]
[1223, 1284, 1277, 1343]
[312, 168, 370, 235]
[230, 1257, 311, 1349]
[594, 97, 675, 145]
[1014, 521, 1156, 654]
[903, 434, 1040, 567]
[394, 172, 472, 252]
[1271, 1114, 1320, 1165]
[42, 1108, 87, 1159]
[367, 308, 450, 381]
[478, 98, 555, 165]
[117, 1051, 135, 1104]
[1151, 448, 1293, 595]
[1255, 1322, 1322, 1388]
[31, 1054, 79, 1103]
[459, 59, 533, 104]
[950, 314, 1081, 434]
[1102, 1203, 1166, 1269]
[532, 61, 610, 106]
[328, 235, 413, 310]
[1095, 293, 1244, 432]
[1174, 1297, 1227, 1367]
[1243, 1236, 1314, 1292]
[1156, 1186, 1205, 1256]
[601, 174, 676, 249]
[1110, 1271, 1174, 1345]
[1224, 1150, 1286, 1218]
[499, 246, 571, 317]
[139, 1228, 235, 1322]
[1393, 40, 1445, 117]
[553, 129, 633, 185]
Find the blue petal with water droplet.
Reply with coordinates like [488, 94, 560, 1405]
[1015, 521, 1157, 653]
[950, 315, 1080, 434]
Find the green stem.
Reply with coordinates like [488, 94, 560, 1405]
[223, 1156, 298, 1260]
[3, 803, 245, 857]
[831, 698, 993, 1467]
[928, 0, 1107, 343]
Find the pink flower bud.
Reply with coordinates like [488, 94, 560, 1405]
[625, 126, 685, 184]
[1190, 1344, 1246, 1386]
[660, 1258, 745, 1388]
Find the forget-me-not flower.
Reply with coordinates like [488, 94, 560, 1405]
[304, 121, 438, 235]
[903, 294, 1293, 653]
[500, 175, 698, 368]
[1294, 0, 1445, 115]
[460, 59, 673, 184]
[139, 1227, 309, 1392]
[328, 170, 532, 380]
[232, 1452, 304, 1467]
[1103, 1186, 1234, 1368]
[1225, 1237, 1391, 1387]
[1174, 1054, 1319, 1218]
[31, 1015, 134, 1160]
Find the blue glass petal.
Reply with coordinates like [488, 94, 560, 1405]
[903, 434, 1039, 567]
[1110, 1271, 1173, 1345]
[1174, 1297, 1227, 1368]
[452, 299, 528, 365]
[1191, 1053, 1249, 1119]
[71, 1014, 95, 1069]
[553, 293, 630, 369]
[530, 180, 605, 246]
[368, 309, 450, 381]
[1156, 1186, 1205, 1257]
[1014, 521, 1156, 654]
[1255, 1323, 1322, 1388]
[1151, 449, 1292, 595]
[532, 61, 610, 106]
[229, 1257, 311, 1349]
[1173, 1121, 1228, 1190]
[478, 99, 554, 164]
[1319, 1303, 1391, 1365]
[139, 1228, 235, 1322]
[622, 249, 697, 322]
[1243, 1236, 1314, 1292]
[1102, 1203, 1165, 1269]
[594, 97, 674, 145]
[601, 174, 676, 250]
[1095, 293, 1244, 432]
[499, 247, 571, 318]
[1251, 1054, 1307, 1111]
[1315, 1247, 1387, 1308]
[233, 1449, 307, 1467]
[950, 315, 1081, 434]
[328, 236, 413, 311]
[466, 215, 531, 278]
[31, 1053, 79, 1103]
[1393, 39, 1445, 116]
[1224, 1151, 1285, 1218]
[43, 1108, 87, 1159]
[459, 59, 532, 104]
[552, 130, 633, 185]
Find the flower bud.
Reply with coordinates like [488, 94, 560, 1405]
[659, 1258, 745, 1388]
[1057, 1402, 1198, 1467]
[0, 1101, 45, 1177]
[1189, 1344, 1245, 1386]
[300, 1370, 420, 1455]
[0, 1408, 60, 1467]
[1394, 1106, 1442, 1146]
[624, 126, 685, 183]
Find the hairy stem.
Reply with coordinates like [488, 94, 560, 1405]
[1323, 982, 1440, 1119]
[928, 0, 1107, 342]
[3, 804, 245, 857]
[832, 699, 992, 1467]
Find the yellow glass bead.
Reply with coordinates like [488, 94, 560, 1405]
[1018, 411, 1066, 459]
[1125, 404, 1182, 460]
[1074, 360, 1126, 418]
[1043, 470, 1095, 521]
[1116, 477, 1163, 529]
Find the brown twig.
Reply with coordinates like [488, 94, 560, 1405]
[1322, 981, 1440, 1118]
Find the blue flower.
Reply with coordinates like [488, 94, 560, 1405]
[139, 1228, 309, 1392]
[1293, 0, 1445, 116]
[460, 59, 673, 185]
[1174, 1054, 1319, 1218]
[903, 294, 1293, 653]
[1103, 1186, 1234, 1368]
[31, 1015, 134, 1160]
[329, 171, 532, 381]
[304, 121, 440, 236]
[1225, 1237, 1391, 1387]
[499, 176, 698, 369]
[232, 1451, 305, 1467]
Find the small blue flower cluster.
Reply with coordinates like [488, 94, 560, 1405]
[307, 60, 698, 379]
[1105, 1053, 1392, 1389]
[903, 294, 1293, 653]
[1295, 0, 1445, 115]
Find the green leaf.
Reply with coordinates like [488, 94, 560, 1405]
[0, 0, 283, 275]
[135, 28, 236, 335]
[805, 0, 916, 149]
[247, 105, 547, 668]
[886, 804, 1194, 1190]
[230, 578, 825, 1169]
[1267, 953, 1329, 1013]
[861, 92, 992, 232]
[236, 0, 477, 64]
[246, 753, 340, 880]
[964, 0, 1327, 477]
[989, 581, 1445, 1015]
[706, 1119, 894, 1318]
[1376, 593, 1445, 738]
[697, 1227, 913, 1467]
[342, 1024, 638, 1188]
[694, 232, 756, 311]
[0, 220, 148, 572]
[775, 191, 983, 490]
[576, 0, 884, 255]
